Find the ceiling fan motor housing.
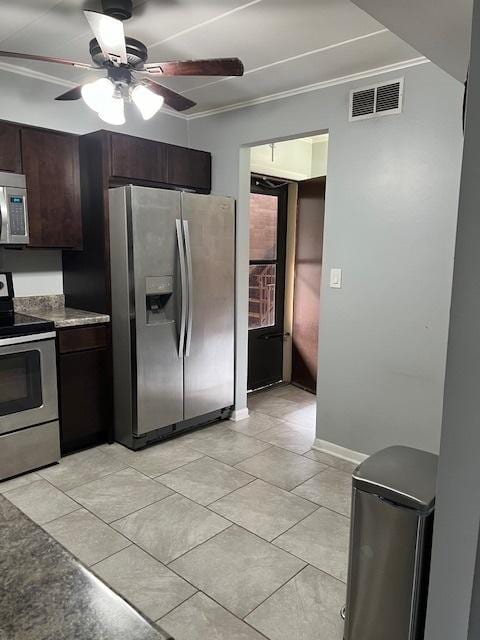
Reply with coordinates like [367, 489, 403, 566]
[102, 0, 133, 20]
[89, 36, 148, 67]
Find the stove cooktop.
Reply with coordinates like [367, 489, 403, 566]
[0, 313, 55, 339]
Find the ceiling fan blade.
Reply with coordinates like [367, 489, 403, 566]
[55, 86, 84, 101]
[141, 79, 196, 112]
[0, 50, 95, 69]
[84, 10, 127, 65]
[144, 57, 244, 77]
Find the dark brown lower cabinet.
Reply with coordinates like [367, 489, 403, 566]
[57, 325, 112, 454]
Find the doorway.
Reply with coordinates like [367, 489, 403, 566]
[247, 133, 328, 396]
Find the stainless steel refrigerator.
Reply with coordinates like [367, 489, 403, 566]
[109, 185, 235, 449]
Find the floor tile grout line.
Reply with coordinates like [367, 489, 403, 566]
[89, 553, 197, 624]
[165, 522, 235, 567]
[159, 475, 258, 508]
[39, 465, 130, 492]
[156, 589, 272, 640]
[175, 437, 275, 466]
[107, 489, 184, 526]
[167, 519, 309, 577]
[269, 532, 348, 585]
[150, 452, 254, 484]
[241, 562, 309, 622]
[269, 502, 350, 545]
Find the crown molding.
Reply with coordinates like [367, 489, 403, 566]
[0, 60, 75, 88]
[186, 57, 429, 120]
[0, 56, 429, 123]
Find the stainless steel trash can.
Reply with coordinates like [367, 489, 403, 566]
[344, 446, 438, 640]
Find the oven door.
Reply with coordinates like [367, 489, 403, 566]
[0, 333, 58, 435]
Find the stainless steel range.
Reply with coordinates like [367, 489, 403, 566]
[0, 272, 60, 480]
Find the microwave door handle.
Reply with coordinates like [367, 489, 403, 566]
[183, 220, 193, 358]
[0, 189, 8, 243]
[176, 218, 187, 358]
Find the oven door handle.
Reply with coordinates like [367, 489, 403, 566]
[0, 331, 56, 347]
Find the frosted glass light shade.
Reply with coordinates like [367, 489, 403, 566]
[132, 84, 164, 120]
[81, 78, 114, 112]
[98, 95, 126, 125]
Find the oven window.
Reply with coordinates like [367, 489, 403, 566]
[0, 350, 43, 416]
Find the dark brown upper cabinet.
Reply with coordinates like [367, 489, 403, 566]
[167, 145, 212, 191]
[22, 128, 82, 249]
[0, 122, 22, 173]
[107, 131, 211, 192]
[110, 132, 168, 183]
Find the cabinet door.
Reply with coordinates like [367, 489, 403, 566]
[58, 346, 111, 453]
[167, 145, 211, 191]
[0, 122, 22, 173]
[21, 128, 82, 248]
[110, 133, 168, 182]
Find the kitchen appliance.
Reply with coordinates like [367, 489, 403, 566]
[0, 272, 60, 480]
[0, 172, 29, 245]
[109, 186, 235, 449]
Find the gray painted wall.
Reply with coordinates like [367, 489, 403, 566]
[188, 61, 464, 455]
[424, 1, 480, 637]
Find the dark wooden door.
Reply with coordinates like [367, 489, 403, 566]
[110, 133, 168, 183]
[21, 128, 82, 248]
[247, 178, 288, 391]
[0, 122, 22, 173]
[292, 177, 326, 393]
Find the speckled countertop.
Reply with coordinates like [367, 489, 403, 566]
[14, 295, 110, 328]
[0, 495, 172, 640]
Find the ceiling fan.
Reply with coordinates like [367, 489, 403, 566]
[0, 0, 244, 124]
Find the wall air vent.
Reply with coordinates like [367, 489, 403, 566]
[349, 78, 404, 122]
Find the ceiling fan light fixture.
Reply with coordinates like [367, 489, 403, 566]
[131, 84, 164, 120]
[81, 77, 114, 112]
[98, 94, 126, 125]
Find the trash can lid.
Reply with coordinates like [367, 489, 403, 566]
[353, 446, 438, 512]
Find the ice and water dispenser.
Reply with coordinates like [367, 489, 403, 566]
[145, 275, 175, 324]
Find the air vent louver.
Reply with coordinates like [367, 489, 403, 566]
[352, 88, 375, 118]
[349, 78, 403, 121]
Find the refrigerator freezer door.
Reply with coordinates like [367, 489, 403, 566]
[130, 186, 184, 434]
[181, 192, 235, 419]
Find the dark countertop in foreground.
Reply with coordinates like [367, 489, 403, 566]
[0, 495, 171, 640]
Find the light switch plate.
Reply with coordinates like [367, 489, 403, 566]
[330, 268, 342, 289]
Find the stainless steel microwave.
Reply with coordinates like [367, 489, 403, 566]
[0, 172, 29, 245]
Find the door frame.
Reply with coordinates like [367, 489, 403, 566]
[247, 175, 288, 390]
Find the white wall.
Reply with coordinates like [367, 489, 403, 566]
[188, 61, 464, 455]
[0, 68, 188, 298]
[250, 137, 328, 180]
[0, 248, 63, 297]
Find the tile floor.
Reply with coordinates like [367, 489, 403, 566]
[1, 384, 357, 640]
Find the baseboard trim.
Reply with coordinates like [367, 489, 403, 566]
[313, 438, 368, 465]
[230, 408, 250, 422]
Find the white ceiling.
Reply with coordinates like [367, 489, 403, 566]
[0, 0, 424, 117]
[351, 0, 473, 82]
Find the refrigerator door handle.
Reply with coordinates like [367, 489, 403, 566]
[176, 218, 187, 358]
[183, 219, 193, 357]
